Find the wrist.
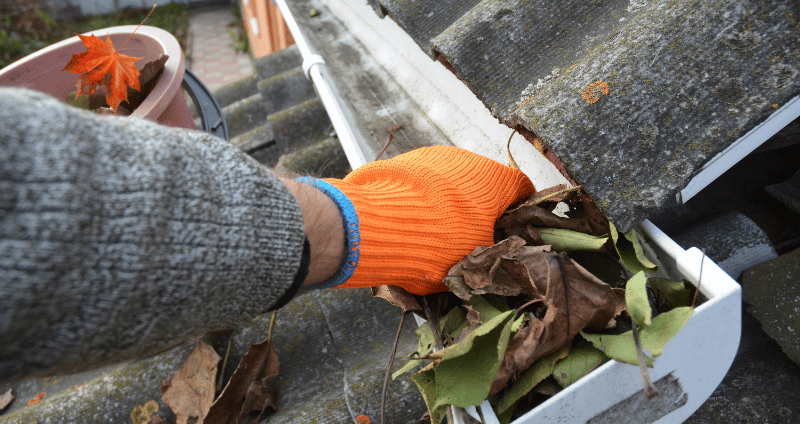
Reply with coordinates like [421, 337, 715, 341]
[280, 178, 351, 286]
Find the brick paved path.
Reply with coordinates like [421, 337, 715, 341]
[187, 6, 254, 92]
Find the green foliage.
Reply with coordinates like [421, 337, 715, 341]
[609, 222, 659, 274]
[552, 343, 607, 387]
[228, 6, 250, 55]
[430, 310, 516, 408]
[581, 307, 693, 366]
[465, 295, 506, 322]
[626, 271, 652, 327]
[396, 219, 693, 421]
[410, 310, 517, 424]
[537, 227, 609, 251]
[410, 364, 446, 424]
[1, 4, 189, 70]
[497, 342, 571, 413]
[393, 306, 468, 380]
[649, 277, 693, 307]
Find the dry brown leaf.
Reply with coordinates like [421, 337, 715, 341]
[563, 191, 610, 237]
[161, 341, 220, 424]
[0, 389, 13, 411]
[489, 253, 616, 395]
[371, 285, 422, 313]
[451, 306, 483, 345]
[496, 203, 594, 235]
[498, 189, 610, 239]
[121, 54, 168, 113]
[528, 184, 571, 205]
[205, 337, 280, 424]
[240, 380, 277, 416]
[443, 236, 549, 300]
[146, 415, 168, 424]
[533, 377, 563, 396]
[524, 224, 546, 245]
[612, 287, 627, 317]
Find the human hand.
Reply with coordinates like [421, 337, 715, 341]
[300, 146, 535, 295]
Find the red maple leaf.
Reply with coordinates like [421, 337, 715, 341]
[62, 33, 141, 112]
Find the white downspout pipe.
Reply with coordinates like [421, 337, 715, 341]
[272, 0, 370, 169]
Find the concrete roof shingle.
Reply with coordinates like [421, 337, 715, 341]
[369, 0, 800, 232]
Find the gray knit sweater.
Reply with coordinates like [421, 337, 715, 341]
[0, 88, 306, 383]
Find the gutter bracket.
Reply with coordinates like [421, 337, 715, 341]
[302, 54, 326, 81]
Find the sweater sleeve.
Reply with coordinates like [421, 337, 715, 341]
[0, 87, 306, 382]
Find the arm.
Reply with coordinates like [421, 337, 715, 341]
[0, 88, 309, 382]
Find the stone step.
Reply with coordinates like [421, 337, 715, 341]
[257, 66, 316, 116]
[275, 137, 351, 179]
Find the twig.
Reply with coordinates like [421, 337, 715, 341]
[631, 321, 659, 399]
[267, 310, 277, 340]
[691, 249, 706, 309]
[381, 312, 409, 424]
[216, 331, 234, 393]
[421, 296, 453, 424]
[507, 130, 520, 170]
[120, 4, 157, 51]
[375, 132, 395, 161]
[421, 296, 443, 350]
[516, 298, 544, 313]
[529, 185, 583, 206]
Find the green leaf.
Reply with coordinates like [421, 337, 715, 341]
[497, 342, 571, 413]
[552, 344, 607, 387]
[649, 278, 693, 307]
[465, 295, 505, 323]
[392, 357, 422, 380]
[494, 398, 517, 424]
[626, 272, 652, 327]
[431, 310, 517, 408]
[511, 313, 526, 334]
[609, 222, 658, 274]
[410, 364, 447, 424]
[393, 321, 437, 380]
[439, 306, 467, 339]
[394, 307, 468, 380]
[417, 322, 436, 356]
[537, 227, 608, 251]
[581, 307, 693, 366]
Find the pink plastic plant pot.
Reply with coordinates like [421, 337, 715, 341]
[0, 25, 195, 130]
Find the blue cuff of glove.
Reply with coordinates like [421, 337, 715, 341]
[295, 177, 360, 290]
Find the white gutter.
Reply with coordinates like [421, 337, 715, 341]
[272, 0, 370, 169]
[679, 94, 800, 203]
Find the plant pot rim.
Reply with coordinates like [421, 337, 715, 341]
[0, 25, 186, 124]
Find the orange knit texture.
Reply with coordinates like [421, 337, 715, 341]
[326, 146, 535, 295]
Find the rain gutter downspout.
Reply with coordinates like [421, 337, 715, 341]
[272, 0, 370, 169]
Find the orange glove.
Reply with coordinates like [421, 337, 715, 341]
[298, 146, 534, 295]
